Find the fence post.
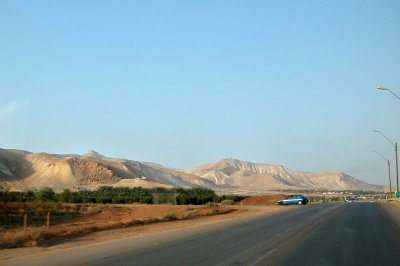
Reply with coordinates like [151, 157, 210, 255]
[174, 189, 177, 205]
[24, 213, 27, 230]
[46, 211, 50, 229]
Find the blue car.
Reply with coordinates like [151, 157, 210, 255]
[277, 195, 309, 205]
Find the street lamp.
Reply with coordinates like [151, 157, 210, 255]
[376, 86, 400, 101]
[372, 130, 399, 194]
[371, 149, 392, 196]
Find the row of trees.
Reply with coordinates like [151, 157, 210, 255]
[0, 187, 246, 205]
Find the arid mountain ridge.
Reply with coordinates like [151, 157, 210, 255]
[186, 158, 383, 192]
[0, 149, 383, 193]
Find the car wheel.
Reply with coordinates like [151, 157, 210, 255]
[297, 201, 303, 205]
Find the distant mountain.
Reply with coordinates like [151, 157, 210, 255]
[81, 150, 126, 163]
[0, 149, 383, 192]
[185, 158, 383, 192]
[82, 150, 107, 160]
[0, 149, 214, 191]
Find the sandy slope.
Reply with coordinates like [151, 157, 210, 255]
[0, 149, 383, 192]
[186, 158, 383, 191]
[0, 149, 211, 191]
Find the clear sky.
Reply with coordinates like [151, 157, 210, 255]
[1, 1, 399, 185]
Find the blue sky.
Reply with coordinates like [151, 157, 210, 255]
[1, 1, 399, 185]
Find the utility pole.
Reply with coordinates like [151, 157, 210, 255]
[387, 159, 392, 196]
[372, 149, 393, 197]
[396, 142, 399, 194]
[375, 86, 400, 197]
[372, 130, 399, 197]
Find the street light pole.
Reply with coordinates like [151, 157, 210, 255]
[371, 149, 392, 196]
[388, 159, 392, 197]
[372, 130, 399, 194]
[377, 86, 400, 101]
[376, 86, 400, 197]
[396, 142, 399, 194]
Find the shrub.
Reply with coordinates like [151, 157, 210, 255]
[0, 187, 226, 206]
[58, 189, 73, 203]
[87, 205, 104, 215]
[163, 212, 177, 220]
[214, 195, 247, 203]
[99, 197, 112, 204]
[183, 211, 194, 218]
[112, 197, 126, 204]
[71, 196, 83, 203]
[139, 196, 153, 204]
[149, 216, 160, 222]
[221, 199, 235, 205]
[36, 188, 56, 202]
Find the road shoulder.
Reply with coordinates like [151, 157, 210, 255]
[0, 205, 289, 262]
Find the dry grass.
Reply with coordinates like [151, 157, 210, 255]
[221, 199, 235, 205]
[163, 212, 177, 220]
[387, 198, 400, 205]
[0, 203, 233, 248]
[0, 202, 80, 230]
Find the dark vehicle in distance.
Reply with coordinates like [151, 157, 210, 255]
[277, 195, 309, 205]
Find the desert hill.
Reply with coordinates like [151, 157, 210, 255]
[0, 149, 213, 191]
[185, 158, 383, 192]
[0, 149, 383, 192]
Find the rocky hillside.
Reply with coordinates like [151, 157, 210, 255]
[186, 158, 383, 191]
[0, 149, 383, 192]
[0, 149, 214, 191]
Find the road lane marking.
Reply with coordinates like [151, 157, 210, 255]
[248, 248, 277, 266]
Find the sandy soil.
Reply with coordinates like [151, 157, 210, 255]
[0, 203, 234, 249]
[239, 194, 288, 205]
[0, 203, 287, 262]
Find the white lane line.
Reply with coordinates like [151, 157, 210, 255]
[248, 248, 277, 266]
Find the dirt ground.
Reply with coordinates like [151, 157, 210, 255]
[0, 196, 289, 262]
[239, 194, 288, 205]
[0, 203, 235, 249]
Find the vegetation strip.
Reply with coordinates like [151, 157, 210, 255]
[0, 186, 246, 249]
[0, 187, 246, 205]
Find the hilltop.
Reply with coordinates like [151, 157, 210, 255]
[186, 158, 383, 192]
[0, 149, 383, 192]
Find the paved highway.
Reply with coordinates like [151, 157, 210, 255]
[3, 203, 400, 266]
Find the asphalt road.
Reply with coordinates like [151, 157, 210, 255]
[3, 203, 400, 266]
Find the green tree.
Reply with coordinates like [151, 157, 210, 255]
[36, 187, 56, 201]
[59, 189, 73, 203]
